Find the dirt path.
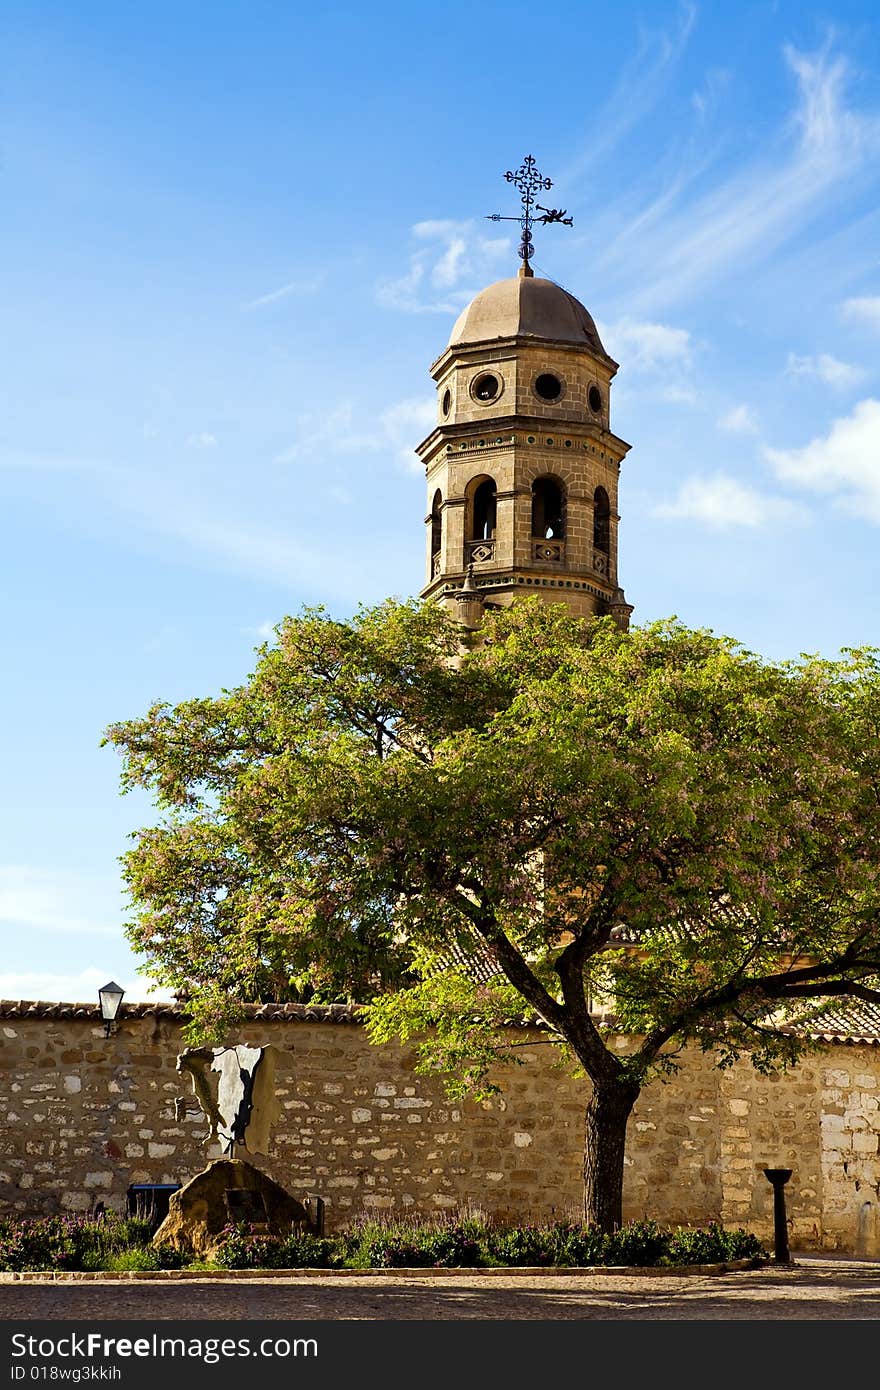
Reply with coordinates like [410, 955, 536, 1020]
[2, 1258, 880, 1320]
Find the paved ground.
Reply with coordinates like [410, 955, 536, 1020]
[2, 1257, 880, 1320]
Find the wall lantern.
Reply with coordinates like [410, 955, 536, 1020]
[98, 981, 125, 1037]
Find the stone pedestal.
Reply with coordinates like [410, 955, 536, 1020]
[151, 1156, 310, 1257]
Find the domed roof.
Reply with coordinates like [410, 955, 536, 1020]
[448, 274, 607, 356]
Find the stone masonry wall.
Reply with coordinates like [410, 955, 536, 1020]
[0, 1008, 877, 1253]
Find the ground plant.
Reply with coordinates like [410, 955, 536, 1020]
[0, 1212, 184, 1272]
[0, 1212, 766, 1271]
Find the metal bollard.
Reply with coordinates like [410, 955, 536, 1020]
[763, 1168, 793, 1262]
[307, 1194, 326, 1237]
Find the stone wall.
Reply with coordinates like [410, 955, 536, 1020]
[0, 1004, 877, 1253]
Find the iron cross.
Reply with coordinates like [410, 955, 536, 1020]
[486, 155, 573, 269]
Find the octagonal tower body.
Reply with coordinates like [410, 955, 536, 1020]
[417, 268, 633, 626]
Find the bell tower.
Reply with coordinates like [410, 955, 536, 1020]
[416, 264, 633, 626]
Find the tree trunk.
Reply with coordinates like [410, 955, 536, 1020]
[583, 1078, 641, 1231]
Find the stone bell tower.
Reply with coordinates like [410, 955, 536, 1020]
[417, 266, 633, 628]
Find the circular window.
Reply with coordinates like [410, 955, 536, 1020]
[473, 373, 500, 403]
[535, 372, 562, 402]
[441, 389, 451, 416]
[588, 384, 603, 414]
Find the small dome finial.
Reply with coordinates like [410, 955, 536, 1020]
[460, 561, 478, 593]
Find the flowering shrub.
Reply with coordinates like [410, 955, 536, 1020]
[665, 1223, 765, 1266]
[0, 1216, 78, 1272]
[0, 1211, 766, 1271]
[0, 1213, 184, 1272]
[339, 1215, 765, 1269]
[485, 1221, 610, 1267]
[609, 1220, 670, 1267]
[483, 1224, 562, 1267]
[340, 1216, 485, 1269]
[211, 1222, 335, 1270]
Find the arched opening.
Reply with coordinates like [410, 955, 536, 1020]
[430, 489, 442, 566]
[593, 486, 610, 554]
[470, 477, 497, 541]
[531, 476, 566, 539]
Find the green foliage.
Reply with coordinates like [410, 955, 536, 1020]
[434, 1216, 762, 1269]
[0, 1212, 179, 1272]
[607, 1219, 670, 1266]
[339, 1214, 486, 1268]
[104, 595, 880, 1065]
[0, 1211, 766, 1271]
[364, 972, 531, 1102]
[211, 1223, 336, 1270]
[97, 1247, 163, 1273]
[0, 1217, 77, 1272]
[104, 595, 880, 1225]
[214, 1215, 766, 1270]
[665, 1222, 766, 1265]
[205, 1214, 767, 1271]
[483, 1221, 607, 1267]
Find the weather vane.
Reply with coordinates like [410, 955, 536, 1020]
[486, 155, 573, 272]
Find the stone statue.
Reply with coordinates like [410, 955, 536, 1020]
[152, 1043, 319, 1258]
[177, 1043, 284, 1156]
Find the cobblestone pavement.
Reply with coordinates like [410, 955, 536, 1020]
[2, 1258, 880, 1320]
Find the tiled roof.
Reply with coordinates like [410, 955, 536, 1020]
[0, 997, 540, 1029]
[0, 999, 362, 1023]
[793, 998, 880, 1047]
[1, 994, 877, 1044]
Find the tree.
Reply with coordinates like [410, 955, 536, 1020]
[103, 598, 880, 1231]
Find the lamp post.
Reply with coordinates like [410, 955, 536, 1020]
[98, 981, 125, 1037]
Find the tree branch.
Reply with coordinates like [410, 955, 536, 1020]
[451, 887, 567, 1035]
[634, 952, 880, 1066]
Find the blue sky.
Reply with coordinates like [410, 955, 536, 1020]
[2, 0, 880, 1004]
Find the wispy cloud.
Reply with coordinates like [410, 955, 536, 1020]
[718, 404, 759, 435]
[655, 474, 805, 528]
[600, 317, 692, 370]
[691, 67, 731, 119]
[765, 397, 880, 522]
[600, 43, 880, 313]
[841, 296, 880, 331]
[658, 383, 698, 405]
[786, 352, 866, 388]
[186, 432, 217, 448]
[243, 274, 325, 309]
[560, 2, 698, 181]
[0, 867, 123, 937]
[272, 402, 378, 464]
[157, 512, 370, 599]
[379, 398, 436, 470]
[274, 396, 434, 472]
[377, 220, 510, 314]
